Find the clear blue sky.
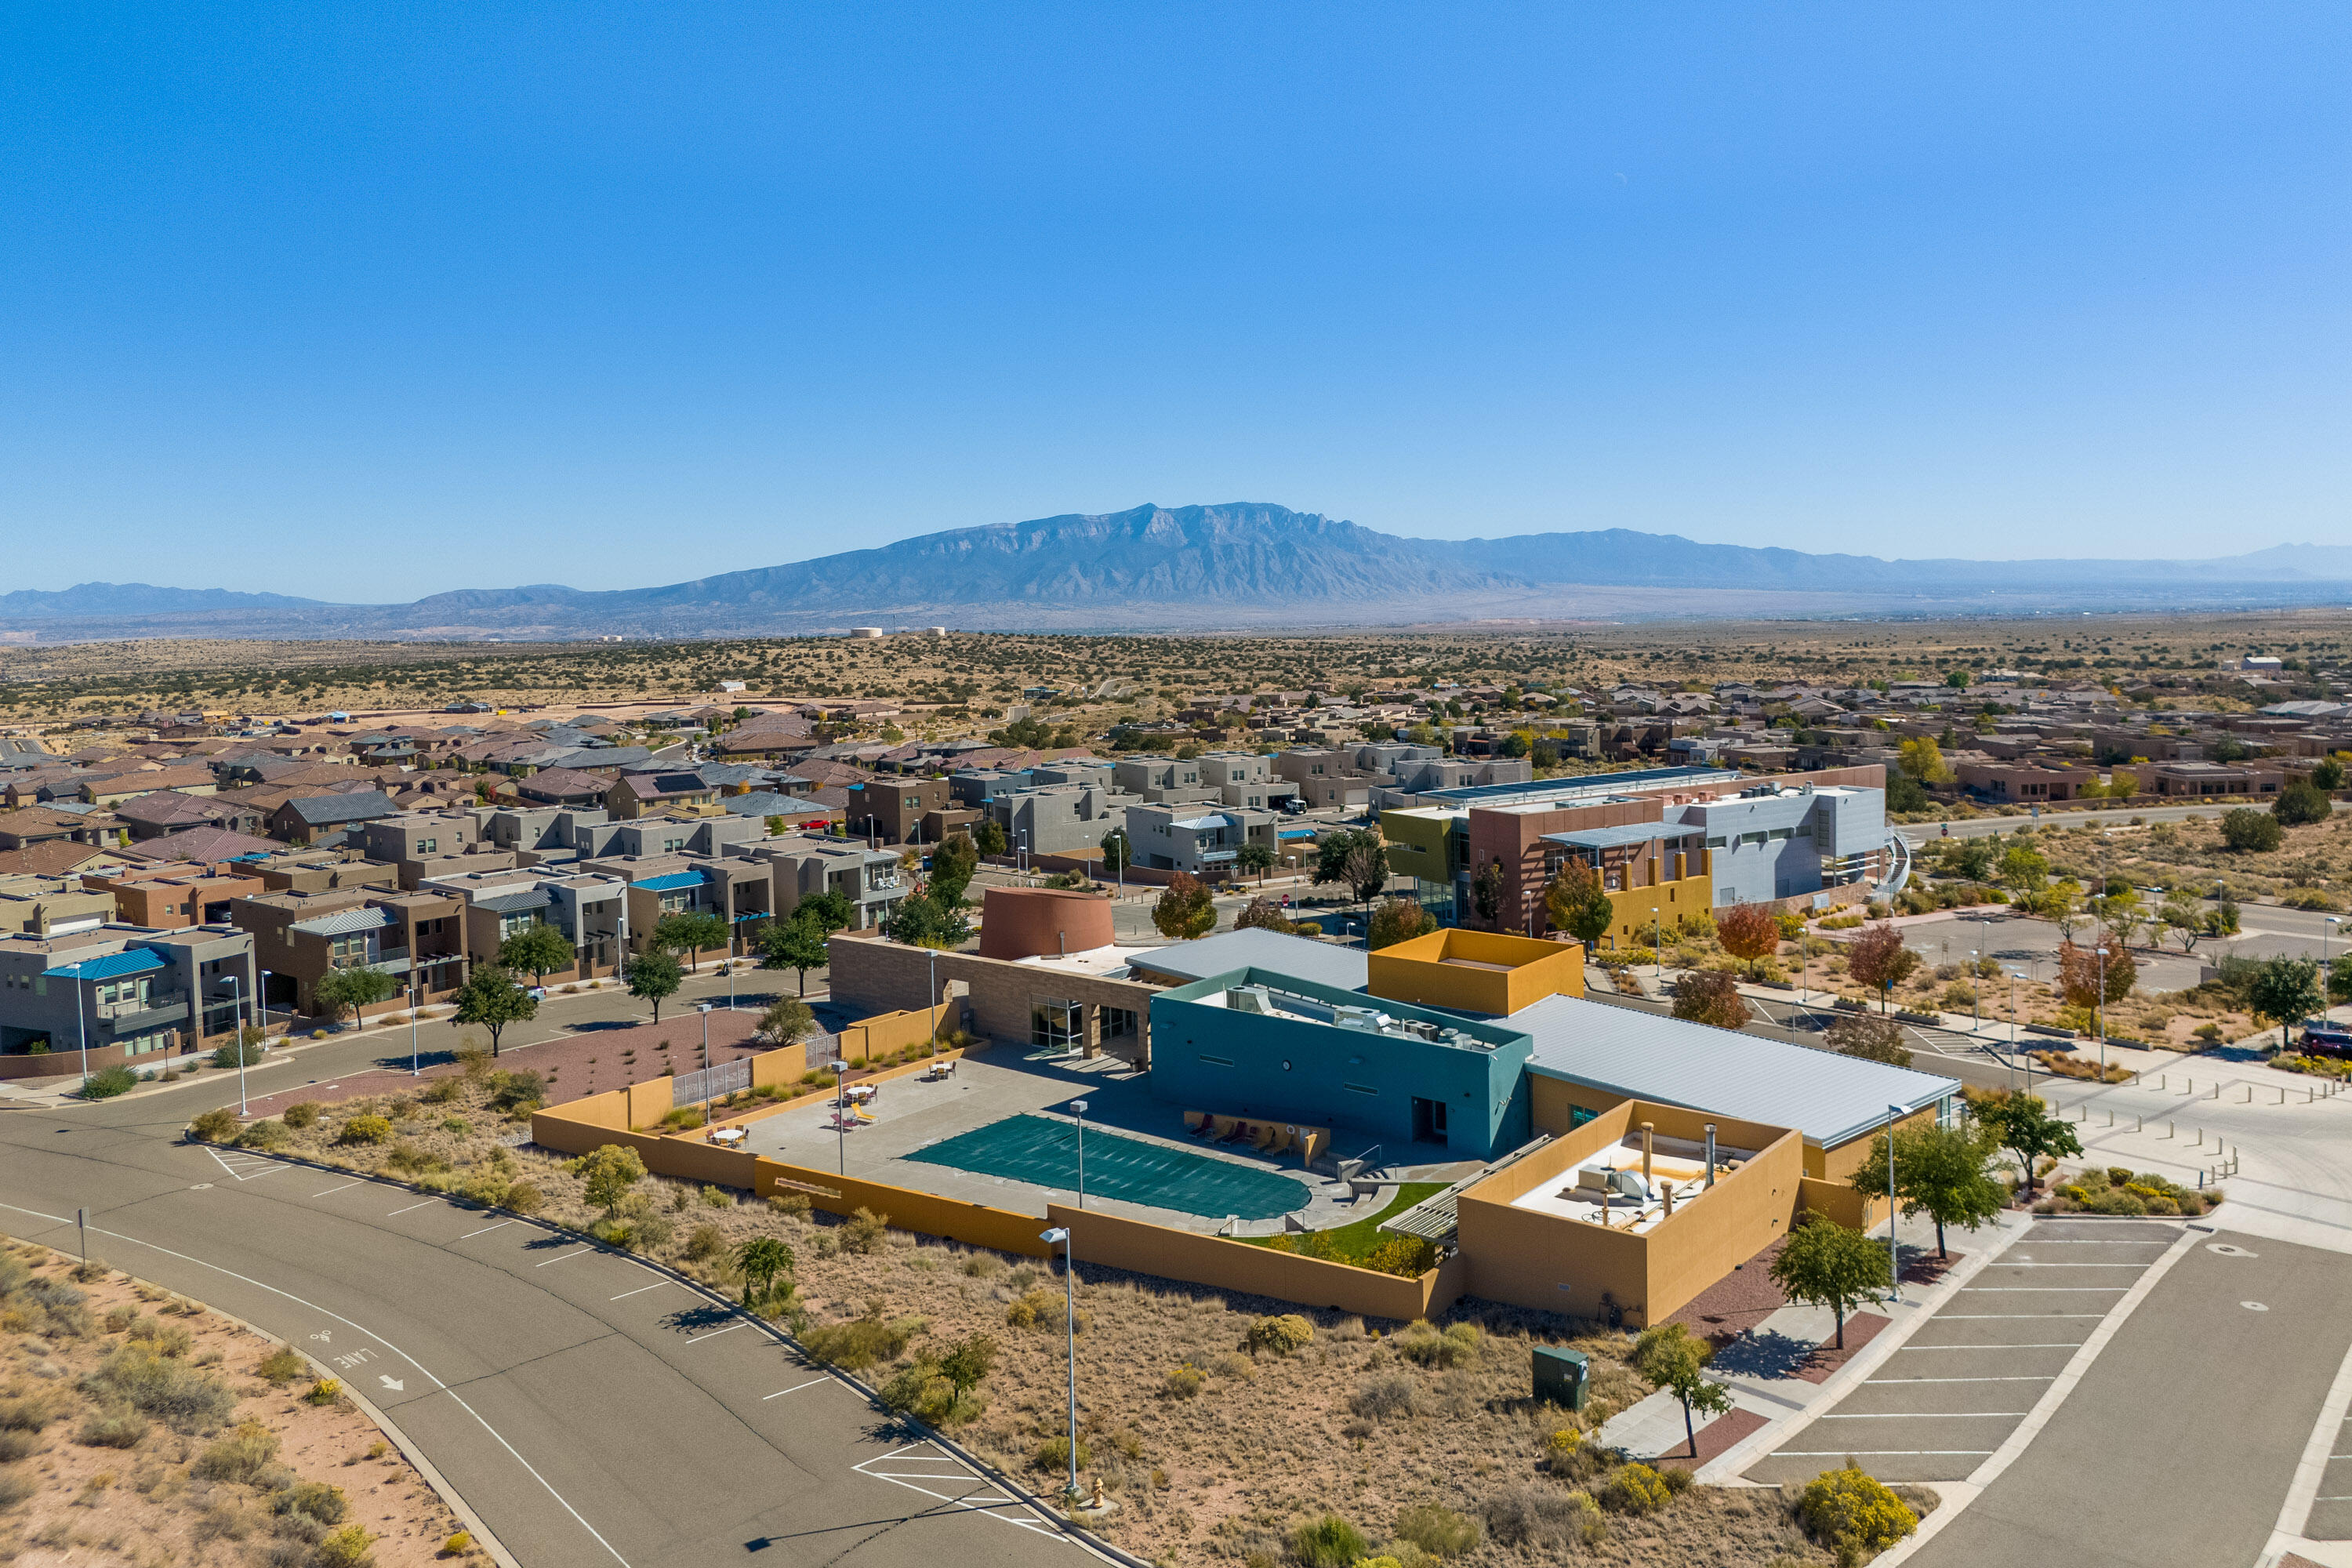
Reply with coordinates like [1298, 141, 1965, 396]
[4, 5, 2345, 599]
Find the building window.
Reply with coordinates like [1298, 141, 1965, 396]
[1102, 1007, 1138, 1040]
[1567, 1105, 1598, 1129]
[1030, 1000, 1081, 1051]
[418, 838, 437, 854]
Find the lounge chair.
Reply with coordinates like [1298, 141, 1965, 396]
[1218, 1121, 1250, 1145]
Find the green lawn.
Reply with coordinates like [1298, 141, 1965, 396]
[1242, 1181, 1446, 1263]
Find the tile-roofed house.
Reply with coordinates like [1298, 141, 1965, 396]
[114, 826, 282, 865]
[0, 805, 127, 851]
[514, 767, 612, 807]
[113, 789, 268, 840]
[606, 771, 722, 818]
[267, 790, 401, 844]
[0, 840, 129, 877]
[78, 766, 220, 806]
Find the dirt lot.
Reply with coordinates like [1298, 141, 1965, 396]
[204, 1069, 1878, 1567]
[0, 1240, 471, 1566]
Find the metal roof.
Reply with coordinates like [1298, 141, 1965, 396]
[1514, 993, 1958, 1149]
[1123, 927, 1367, 993]
[1417, 766, 1739, 808]
[1540, 822, 1704, 852]
[474, 887, 554, 914]
[290, 905, 400, 938]
[45, 948, 169, 981]
[630, 869, 707, 892]
[285, 790, 397, 824]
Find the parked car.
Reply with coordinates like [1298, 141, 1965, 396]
[2300, 1021, 2352, 1056]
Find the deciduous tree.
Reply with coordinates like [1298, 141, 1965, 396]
[653, 910, 730, 969]
[573, 1145, 647, 1217]
[927, 833, 979, 907]
[2247, 956, 2324, 1051]
[1632, 1323, 1732, 1457]
[1769, 1213, 1891, 1349]
[1971, 1091, 2080, 1196]
[2057, 938, 2136, 1018]
[452, 964, 537, 1057]
[1671, 969, 1748, 1031]
[2222, 808, 2282, 853]
[1846, 1120, 2007, 1258]
[1715, 902, 1783, 980]
[757, 912, 832, 996]
[1543, 862, 1615, 952]
[626, 950, 684, 1021]
[1844, 924, 1919, 1011]
[1826, 1013, 1912, 1068]
[1367, 897, 1436, 951]
[313, 966, 397, 1025]
[1152, 873, 1218, 940]
[497, 923, 574, 988]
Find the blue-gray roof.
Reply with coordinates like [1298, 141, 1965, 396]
[1419, 766, 1739, 808]
[285, 790, 397, 825]
[291, 906, 400, 937]
[474, 887, 554, 914]
[1541, 822, 1704, 852]
[1125, 927, 1367, 993]
[45, 948, 169, 981]
[1514, 993, 1958, 1149]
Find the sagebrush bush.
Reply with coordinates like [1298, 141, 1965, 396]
[282, 1102, 322, 1130]
[1797, 1465, 1918, 1563]
[1348, 1374, 1419, 1421]
[190, 1107, 241, 1142]
[81, 1065, 140, 1099]
[841, 1207, 891, 1254]
[77, 1406, 148, 1448]
[1392, 1320, 1479, 1368]
[338, 1115, 392, 1146]
[1392, 1502, 1480, 1558]
[1031, 1434, 1091, 1474]
[422, 1076, 464, 1105]
[275, 1479, 350, 1528]
[1479, 1485, 1605, 1550]
[314, 1524, 375, 1567]
[1247, 1314, 1314, 1356]
[257, 1346, 307, 1383]
[1163, 1366, 1205, 1399]
[685, 1225, 727, 1262]
[800, 1312, 925, 1371]
[1286, 1512, 1367, 1568]
[89, 1345, 238, 1433]
[1601, 1462, 1671, 1515]
[503, 1181, 544, 1214]
[235, 1118, 289, 1150]
[193, 1420, 281, 1482]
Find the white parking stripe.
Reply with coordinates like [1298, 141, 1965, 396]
[1866, 1376, 2055, 1385]
[763, 1376, 833, 1399]
[610, 1281, 669, 1301]
[680, 1323, 747, 1345]
[1901, 1342, 2092, 1349]
[313, 1181, 362, 1197]
[457, 1220, 515, 1240]
[1959, 1287, 2130, 1292]
[534, 1247, 593, 1267]
[1775, 1449, 1995, 1457]
[1816, 1411, 2031, 1420]
[388, 1200, 437, 1215]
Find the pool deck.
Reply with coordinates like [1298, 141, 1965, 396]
[731, 1047, 1482, 1236]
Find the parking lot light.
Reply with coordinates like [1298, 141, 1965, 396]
[1040, 1226, 1080, 1501]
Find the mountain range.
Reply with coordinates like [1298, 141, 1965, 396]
[8, 503, 2351, 642]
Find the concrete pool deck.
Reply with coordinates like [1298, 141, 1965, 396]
[732, 1047, 1483, 1235]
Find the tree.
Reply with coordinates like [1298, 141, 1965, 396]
[927, 833, 980, 907]
[1945, 837, 1998, 882]
[884, 893, 973, 949]
[972, 817, 1007, 858]
[1972, 1091, 2080, 1196]
[757, 912, 832, 996]
[755, 996, 815, 1050]
[1827, 1013, 1912, 1068]
[797, 890, 857, 935]
[1471, 858, 1505, 928]
[1845, 924, 1919, 1011]
[574, 1144, 647, 1217]
[627, 949, 684, 1021]
[452, 964, 538, 1057]
[2056, 938, 2135, 1019]
[498, 923, 575, 988]
[1886, 772, 1929, 814]
[1769, 1213, 1892, 1349]
[2222, 808, 2283, 853]
[2246, 956, 2324, 1051]
[2160, 892, 2206, 954]
[1339, 837, 1391, 907]
[938, 1333, 998, 1399]
[1542, 862, 1615, 952]
[735, 1236, 795, 1308]
[1152, 873, 1218, 940]
[1897, 737, 1951, 784]
[1998, 844, 2049, 898]
[1098, 829, 1132, 879]
[1715, 902, 1782, 979]
[1234, 895, 1298, 935]
[1312, 829, 1384, 898]
[1235, 842, 1276, 883]
[1847, 1120, 2006, 1258]
[1367, 897, 1436, 951]
[314, 965, 397, 1025]
[1632, 1323, 1733, 1457]
[2313, 757, 2346, 792]
[1671, 969, 1748, 1030]
[2275, 779, 2333, 827]
[654, 909, 731, 968]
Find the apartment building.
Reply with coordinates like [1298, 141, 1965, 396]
[1954, 760, 2095, 804]
[232, 888, 466, 1018]
[267, 790, 401, 844]
[420, 866, 631, 977]
[1111, 758, 1218, 804]
[2147, 760, 2287, 797]
[0, 925, 258, 1068]
[987, 783, 1128, 856]
[572, 813, 762, 860]
[606, 771, 722, 818]
[0, 875, 119, 938]
[85, 866, 266, 930]
[725, 839, 905, 931]
[1122, 803, 1275, 877]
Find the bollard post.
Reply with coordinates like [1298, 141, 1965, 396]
[2136, 1115, 2143, 1132]
[2168, 1120, 2174, 1138]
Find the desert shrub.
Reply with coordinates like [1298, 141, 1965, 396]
[502, 1181, 544, 1214]
[0, 1395, 58, 1432]
[442, 1533, 474, 1554]
[421, 1077, 464, 1105]
[385, 1142, 450, 1175]
[768, 1192, 814, 1219]
[1392, 1502, 1480, 1558]
[1247, 1314, 1315, 1356]
[257, 1346, 307, 1383]
[1797, 1465, 1917, 1563]
[190, 1107, 241, 1142]
[878, 1360, 983, 1426]
[1031, 1434, 1091, 1474]
[127, 1317, 192, 1358]
[77, 1407, 148, 1448]
[1361, 1236, 1440, 1277]
[281, 1102, 321, 1130]
[0, 1466, 36, 1509]
[89, 1344, 237, 1432]
[275, 1479, 350, 1528]
[699, 1185, 734, 1209]
[961, 1253, 1003, 1279]
[234, 1118, 289, 1150]
[81, 1065, 140, 1099]
[684, 1224, 727, 1263]
[2082, 1189, 2147, 1215]
[1348, 1374, 1421, 1421]
[841, 1207, 891, 1254]
[314, 1525, 376, 1567]
[1479, 1486, 1606, 1550]
[800, 1313, 925, 1371]
[1287, 1513, 1367, 1568]
[338, 1115, 392, 1146]
[659, 1107, 706, 1131]
[1163, 1365, 1206, 1399]
[0, 1431, 33, 1463]
[1393, 1319, 1480, 1368]
[307, 1377, 343, 1406]
[1005, 1287, 1087, 1333]
[1601, 1462, 1671, 1515]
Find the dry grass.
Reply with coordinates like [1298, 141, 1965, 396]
[0, 1239, 470, 1566]
[206, 1073, 1861, 1566]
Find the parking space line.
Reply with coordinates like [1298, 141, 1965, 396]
[681, 1323, 747, 1345]
[1775, 1449, 1995, 1457]
[458, 1220, 515, 1240]
[534, 1247, 593, 1267]
[1958, 1287, 2131, 1293]
[1866, 1376, 2055, 1385]
[312, 1181, 363, 1197]
[1992, 1263, 2147, 1269]
[763, 1376, 832, 1399]
[610, 1281, 670, 1301]
[1902, 1342, 2091, 1348]
[388, 1200, 437, 1216]
[1929, 1312, 2108, 1319]
[1817, 1411, 2032, 1420]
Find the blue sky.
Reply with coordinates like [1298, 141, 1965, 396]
[4, 5, 2346, 599]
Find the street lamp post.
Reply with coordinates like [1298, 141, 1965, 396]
[1038, 1226, 1080, 1502]
[831, 1059, 850, 1174]
[1969, 949, 1980, 1034]
[224, 975, 247, 1116]
[2006, 967, 2027, 1094]
[1069, 1098, 1089, 1208]
[697, 1002, 713, 1109]
[2094, 946, 2109, 1080]
[1885, 1102, 1901, 1304]
[409, 977, 421, 1076]
[72, 967, 89, 1085]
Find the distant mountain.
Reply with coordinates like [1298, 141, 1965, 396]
[0, 582, 326, 618]
[9, 505, 2350, 642]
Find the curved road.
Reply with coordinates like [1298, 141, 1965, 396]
[0, 1029, 1079, 1568]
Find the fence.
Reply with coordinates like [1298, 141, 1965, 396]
[668, 1058, 753, 1106]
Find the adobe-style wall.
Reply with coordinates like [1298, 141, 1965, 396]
[978, 886, 1115, 960]
[1048, 1203, 1465, 1322]
[828, 933, 1157, 1065]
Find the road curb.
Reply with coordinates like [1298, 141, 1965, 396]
[0, 1231, 522, 1568]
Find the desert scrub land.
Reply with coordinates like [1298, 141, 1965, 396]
[194, 1068, 1896, 1566]
[0, 1238, 473, 1566]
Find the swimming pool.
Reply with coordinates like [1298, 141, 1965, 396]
[904, 1114, 1313, 1221]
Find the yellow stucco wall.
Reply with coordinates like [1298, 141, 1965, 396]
[1367, 928, 1584, 1014]
[1378, 808, 1458, 884]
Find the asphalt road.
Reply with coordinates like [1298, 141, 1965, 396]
[0, 989, 1083, 1568]
[1909, 1229, 2352, 1568]
[1896, 799, 2349, 844]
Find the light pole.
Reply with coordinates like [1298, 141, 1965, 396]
[1038, 1226, 1080, 1502]
[71, 964, 89, 1085]
[1884, 1103, 1901, 1304]
[1969, 949, 1980, 1034]
[409, 976, 421, 1076]
[831, 1059, 850, 1174]
[224, 974, 247, 1115]
[2328, 916, 2344, 1023]
[697, 1002, 713, 1109]
[1069, 1098, 1089, 1208]
[2094, 946, 2109, 1080]
[2006, 967, 2027, 1094]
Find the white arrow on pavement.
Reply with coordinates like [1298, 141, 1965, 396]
[378, 1375, 405, 1392]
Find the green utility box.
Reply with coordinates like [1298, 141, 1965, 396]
[1533, 1345, 1589, 1411]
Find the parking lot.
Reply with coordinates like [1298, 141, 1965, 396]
[1743, 1218, 2182, 1486]
[2306, 1403, 2352, 1540]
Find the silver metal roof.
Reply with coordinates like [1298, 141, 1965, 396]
[1124, 927, 1367, 993]
[1540, 822, 1703, 851]
[290, 905, 400, 938]
[1514, 993, 1958, 1149]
